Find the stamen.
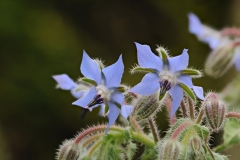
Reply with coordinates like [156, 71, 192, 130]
[87, 94, 104, 108]
[160, 80, 172, 95]
[81, 94, 104, 118]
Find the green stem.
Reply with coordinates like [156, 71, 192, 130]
[130, 130, 155, 148]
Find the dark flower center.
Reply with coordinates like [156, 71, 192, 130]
[87, 94, 104, 108]
[159, 79, 172, 95]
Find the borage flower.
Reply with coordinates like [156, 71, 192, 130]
[130, 43, 204, 117]
[188, 13, 240, 77]
[72, 51, 132, 133]
[52, 74, 90, 98]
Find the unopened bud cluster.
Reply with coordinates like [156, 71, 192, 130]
[203, 92, 226, 132]
[56, 139, 80, 160]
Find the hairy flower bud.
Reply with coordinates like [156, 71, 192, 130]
[133, 93, 160, 121]
[205, 38, 235, 77]
[203, 92, 226, 132]
[159, 139, 181, 160]
[56, 139, 80, 160]
[190, 137, 202, 152]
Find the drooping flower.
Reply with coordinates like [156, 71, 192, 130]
[72, 51, 133, 133]
[188, 13, 240, 77]
[52, 74, 90, 98]
[130, 43, 204, 117]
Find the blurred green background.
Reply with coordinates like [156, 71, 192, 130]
[0, 0, 239, 159]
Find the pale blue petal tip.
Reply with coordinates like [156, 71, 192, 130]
[52, 74, 76, 90]
[193, 86, 205, 100]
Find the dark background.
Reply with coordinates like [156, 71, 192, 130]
[0, 0, 239, 159]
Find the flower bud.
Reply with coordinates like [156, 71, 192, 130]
[159, 139, 181, 160]
[190, 137, 202, 152]
[56, 139, 80, 160]
[133, 93, 160, 121]
[205, 38, 234, 77]
[203, 92, 226, 133]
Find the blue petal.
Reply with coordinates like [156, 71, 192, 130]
[106, 102, 120, 133]
[111, 91, 124, 105]
[121, 105, 133, 119]
[72, 87, 97, 108]
[193, 86, 205, 100]
[202, 37, 219, 50]
[234, 47, 240, 71]
[81, 51, 101, 85]
[52, 74, 76, 90]
[188, 13, 203, 37]
[169, 85, 183, 117]
[135, 42, 163, 71]
[177, 75, 193, 88]
[130, 73, 159, 95]
[168, 49, 189, 72]
[102, 55, 124, 88]
[70, 89, 86, 98]
[98, 104, 105, 116]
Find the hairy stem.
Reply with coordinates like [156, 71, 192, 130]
[181, 100, 188, 118]
[148, 117, 160, 142]
[130, 130, 155, 148]
[82, 132, 104, 147]
[196, 108, 204, 124]
[188, 97, 195, 120]
[226, 112, 240, 119]
[130, 115, 143, 133]
[74, 125, 124, 144]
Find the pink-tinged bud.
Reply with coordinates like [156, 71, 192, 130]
[203, 92, 226, 133]
[190, 137, 202, 152]
[159, 139, 181, 160]
[133, 93, 160, 121]
[56, 139, 80, 160]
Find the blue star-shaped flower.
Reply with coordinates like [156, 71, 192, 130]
[72, 51, 132, 133]
[130, 43, 204, 117]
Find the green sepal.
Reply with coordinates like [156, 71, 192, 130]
[180, 83, 196, 101]
[80, 77, 98, 86]
[214, 120, 240, 152]
[181, 69, 202, 77]
[117, 85, 128, 93]
[160, 50, 168, 62]
[159, 91, 166, 101]
[131, 66, 155, 74]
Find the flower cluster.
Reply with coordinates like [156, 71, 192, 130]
[53, 43, 204, 131]
[52, 13, 240, 160]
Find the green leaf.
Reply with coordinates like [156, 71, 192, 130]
[181, 69, 202, 78]
[98, 134, 124, 160]
[214, 120, 240, 152]
[180, 83, 196, 101]
[125, 142, 137, 160]
[80, 77, 97, 86]
[131, 66, 155, 74]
